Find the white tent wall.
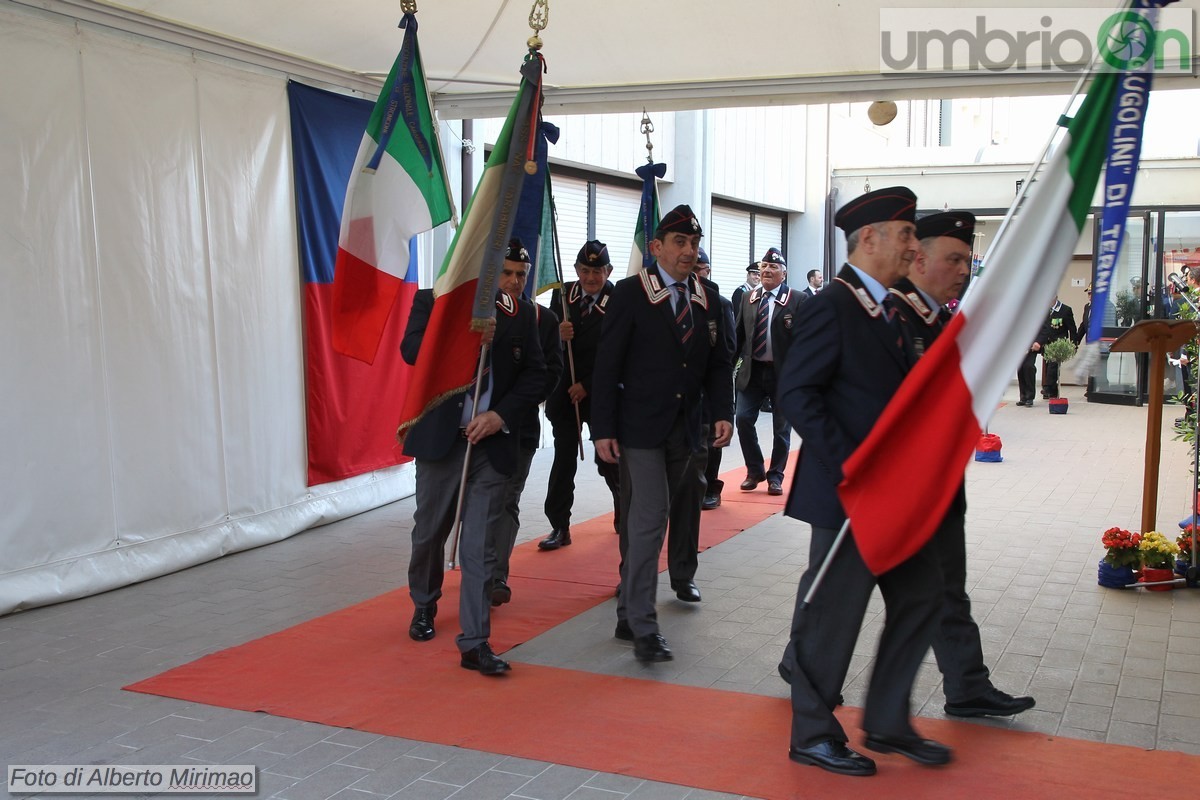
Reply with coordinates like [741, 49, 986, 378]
[0, 7, 412, 616]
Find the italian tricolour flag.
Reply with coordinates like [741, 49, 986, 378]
[396, 56, 543, 440]
[331, 14, 454, 365]
[838, 68, 1121, 576]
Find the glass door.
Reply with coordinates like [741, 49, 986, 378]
[1088, 211, 1150, 405]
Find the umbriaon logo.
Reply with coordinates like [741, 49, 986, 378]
[879, 8, 1194, 74]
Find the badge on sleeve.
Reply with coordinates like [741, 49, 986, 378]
[708, 319, 718, 346]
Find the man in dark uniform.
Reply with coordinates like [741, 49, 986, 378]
[731, 262, 760, 311]
[696, 249, 738, 513]
[891, 211, 1036, 719]
[777, 186, 947, 777]
[733, 248, 805, 496]
[1016, 322, 1047, 406]
[592, 205, 734, 663]
[1040, 296, 1077, 399]
[539, 240, 621, 550]
[485, 241, 563, 606]
[400, 268, 547, 676]
[662, 247, 735, 601]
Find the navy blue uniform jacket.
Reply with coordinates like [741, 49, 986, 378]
[777, 265, 910, 528]
[400, 289, 546, 476]
[590, 264, 734, 448]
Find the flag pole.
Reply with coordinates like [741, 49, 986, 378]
[798, 519, 851, 610]
[446, 344, 490, 570]
[547, 192, 587, 461]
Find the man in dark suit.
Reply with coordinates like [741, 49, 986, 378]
[892, 211, 1036, 719]
[400, 256, 547, 676]
[1016, 321, 1047, 406]
[733, 248, 805, 496]
[803, 269, 823, 297]
[730, 262, 760, 311]
[485, 241, 563, 606]
[696, 249, 738, 513]
[1040, 296, 1077, 399]
[592, 205, 734, 663]
[539, 241, 621, 550]
[777, 186, 947, 777]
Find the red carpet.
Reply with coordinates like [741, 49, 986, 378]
[127, 460, 1199, 798]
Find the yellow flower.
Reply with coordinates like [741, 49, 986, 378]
[1139, 531, 1181, 569]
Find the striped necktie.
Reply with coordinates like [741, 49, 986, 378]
[581, 294, 594, 317]
[672, 284, 693, 344]
[752, 291, 772, 359]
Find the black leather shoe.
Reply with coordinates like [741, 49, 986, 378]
[460, 642, 511, 675]
[767, 481, 783, 496]
[945, 687, 1036, 718]
[490, 580, 512, 607]
[788, 741, 876, 777]
[633, 633, 673, 662]
[740, 476, 764, 491]
[671, 580, 702, 602]
[538, 528, 571, 550]
[614, 619, 634, 641]
[701, 493, 721, 510]
[863, 734, 952, 766]
[408, 606, 436, 642]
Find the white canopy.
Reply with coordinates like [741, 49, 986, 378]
[36, 0, 1200, 117]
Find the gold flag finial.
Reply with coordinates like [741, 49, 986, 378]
[401, 0, 417, 13]
[527, 0, 549, 50]
[640, 109, 656, 163]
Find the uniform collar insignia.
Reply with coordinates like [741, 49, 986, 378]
[889, 288, 938, 325]
[750, 286, 790, 306]
[639, 270, 672, 304]
[496, 292, 518, 316]
[834, 276, 885, 318]
[638, 270, 708, 311]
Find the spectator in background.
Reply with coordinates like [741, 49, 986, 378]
[1040, 296, 1077, 399]
[804, 269, 824, 297]
[731, 262, 761, 311]
[1074, 284, 1092, 346]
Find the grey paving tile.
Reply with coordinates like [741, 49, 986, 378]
[272, 742, 359, 780]
[625, 780, 692, 800]
[1160, 713, 1200, 744]
[513, 765, 598, 800]
[1112, 696, 1160, 725]
[387, 779, 458, 800]
[275, 764, 372, 800]
[349, 755, 440, 795]
[335, 738, 422, 769]
[454, 769, 535, 799]
[563, 789, 627, 800]
[493, 757, 551, 779]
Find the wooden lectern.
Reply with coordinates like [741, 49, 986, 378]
[1110, 319, 1198, 533]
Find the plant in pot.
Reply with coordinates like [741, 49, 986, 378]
[1138, 530, 1181, 590]
[1175, 526, 1196, 575]
[1114, 289, 1141, 327]
[1098, 526, 1141, 588]
[1043, 338, 1077, 414]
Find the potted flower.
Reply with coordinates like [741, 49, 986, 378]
[1175, 526, 1196, 575]
[1098, 527, 1140, 588]
[1138, 531, 1181, 591]
[1043, 338, 1077, 414]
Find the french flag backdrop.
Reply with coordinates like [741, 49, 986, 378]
[288, 81, 417, 486]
